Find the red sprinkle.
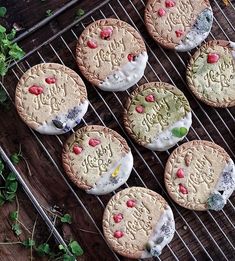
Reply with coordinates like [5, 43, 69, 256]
[126, 199, 136, 208]
[176, 168, 184, 178]
[87, 39, 97, 49]
[45, 77, 56, 84]
[135, 105, 144, 113]
[114, 230, 124, 239]
[100, 27, 113, 39]
[207, 53, 220, 64]
[89, 138, 101, 147]
[113, 213, 123, 223]
[175, 30, 184, 38]
[73, 145, 83, 155]
[165, 0, 175, 7]
[158, 8, 166, 16]
[28, 85, 44, 95]
[179, 184, 188, 194]
[127, 54, 135, 62]
[145, 94, 155, 102]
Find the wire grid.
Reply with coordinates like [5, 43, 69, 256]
[1, 0, 235, 260]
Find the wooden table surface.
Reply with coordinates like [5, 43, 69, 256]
[0, 0, 235, 260]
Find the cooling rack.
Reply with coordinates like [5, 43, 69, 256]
[0, 0, 234, 260]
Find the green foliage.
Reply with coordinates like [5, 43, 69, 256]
[9, 210, 18, 221]
[46, 9, 53, 17]
[23, 238, 36, 248]
[36, 243, 50, 256]
[12, 223, 22, 236]
[69, 240, 83, 256]
[0, 7, 7, 17]
[75, 8, 85, 19]
[60, 214, 72, 224]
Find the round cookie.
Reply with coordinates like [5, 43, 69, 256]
[186, 40, 235, 107]
[164, 140, 235, 211]
[145, 0, 213, 52]
[124, 82, 192, 151]
[103, 187, 175, 259]
[15, 63, 88, 135]
[76, 18, 148, 92]
[62, 125, 133, 195]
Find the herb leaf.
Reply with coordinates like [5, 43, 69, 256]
[11, 153, 21, 165]
[0, 7, 7, 17]
[171, 127, 188, 138]
[60, 214, 72, 224]
[46, 9, 53, 17]
[63, 254, 76, 261]
[12, 223, 22, 236]
[69, 241, 83, 256]
[36, 243, 50, 256]
[23, 238, 36, 248]
[9, 211, 18, 221]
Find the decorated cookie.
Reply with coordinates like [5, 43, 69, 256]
[165, 140, 235, 211]
[145, 0, 213, 52]
[62, 125, 133, 195]
[15, 63, 88, 135]
[187, 40, 235, 107]
[76, 18, 148, 91]
[103, 187, 175, 259]
[124, 82, 192, 151]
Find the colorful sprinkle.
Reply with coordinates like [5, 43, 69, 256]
[52, 119, 64, 129]
[45, 77, 56, 84]
[165, 0, 175, 7]
[175, 30, 184, 38]
[145, 94, 155, 102]
[135, 105, 144, 113]
[87, 39, 97, 49]
[114, 230, 124, 238]
[113, 213, 123, 223]
[100, 27, 113, 39]
[112, 164, 121, 178]
[158, 8, 166, 16]
[73, 145, 83, 155]
[127, 54, 135, 62]
[88, 138, 101, 147]
[179, 184, 188, 194]
[28, 85, 44, 95]
[126, 199, 136, 208]
[207, 53, 220, 64]
[176, 168, 184, 178]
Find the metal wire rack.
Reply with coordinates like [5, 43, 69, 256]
[0, 0, 234, 260]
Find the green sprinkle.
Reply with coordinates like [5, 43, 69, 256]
[60, 214, 72, 224]
[171, 127, 188, 138]
[0, 7, 7, 18]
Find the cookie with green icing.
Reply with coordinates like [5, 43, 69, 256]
[187, 40, 235, 107]
[124, 82, 192, 151]
[62, 125, 133, 195]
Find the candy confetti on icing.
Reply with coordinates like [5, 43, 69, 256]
[88, 138, 101, 147]
[114, 230, 124, 238]
[145, 94, 155, 102]
[28, 85, 44, 95]
[207, 53, 220, 64]
[175, 30, 184, 38]
[165, 0, 175, 8]
[126, 199, 136, 208]
[179, 184, 188, 194]
[127, 54, 135, 61]
[158, 8, 166, 17]
[87, 39, 97, 49]
[100, 27, 113, 39]
[176, 168, 184, 178]
[135, 105, 144, 113]
[45, 77, 56, 84]
[111, 164, 121, 178]
[73, 145, 83, 155]
[113, 213, 123, 223]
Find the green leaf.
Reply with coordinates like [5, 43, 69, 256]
[0, 192, 6, 206]
[36, 243, 50, 256]
[171, 127, 188, 138]
[12, 223, 22, 236]
[60, 214, 72, 224]
[7, 29, 16, 41]
[5, 193, 16, 202]
[6, 180, 18, 193]
[0, 25, 6, 33]
[69, 241, 83, 257]
[76, 8, 85, 17]
[6, 172, 16, 181]
[0, 7, 7, 17]
[46, 9, 53, 17]
[9, 43, 25, 60]
[11, 153, 21, 165]
[63, 254, 76, 261]
[58, 244, 66, 252]
[0, 60, 8, 76]
[9, 211, 18, 221]
[23, 238, 35, 248]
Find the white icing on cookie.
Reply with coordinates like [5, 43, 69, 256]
[176, 8, 213, 52]
[86, 151, 133, 195]
[214, 159, 235, 201]
[36, 100, 89, 135]
[229, 41, 235, 59]
[141, 206, 175, 258]
[145, 112, 192, 151]
[98, 51, 148, 92]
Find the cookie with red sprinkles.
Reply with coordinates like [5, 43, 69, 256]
[76, 18, 148, 91]
[145, 0, 213, 51]
[62, 125, 133, 195]
[103, 187, 175, 258]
